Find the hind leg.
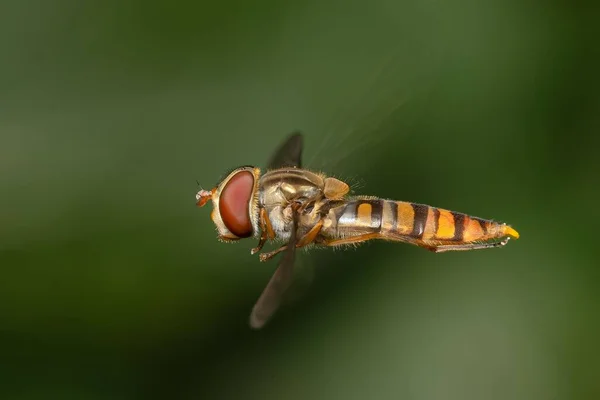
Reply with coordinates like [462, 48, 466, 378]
[426, 237, 511, 253]
[321, 233, 511, 253]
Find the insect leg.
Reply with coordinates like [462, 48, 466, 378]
[323, 233, 511, 253]
[296, 219, 324, 247]
[259, 219, 325, 262]
[427, 237, 511, 253]
[392, 236, 512, 252]
[249, 201, 301, 329]
[251, 209, 275, 255]
[322, 233, 381, 246]
[262, 208, 276, 239]
[259, 245, 289, 262]
[251, 232, 268, 255]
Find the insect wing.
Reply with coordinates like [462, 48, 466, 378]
[266, 132, 303, 169]
[249, 210, 299, 329]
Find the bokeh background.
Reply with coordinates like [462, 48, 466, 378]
[1, 0, 598, 399]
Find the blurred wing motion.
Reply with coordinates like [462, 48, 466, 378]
[249, 132, 305, 329]
[266, 132, 303, 169]
[249, 209, 299, 329]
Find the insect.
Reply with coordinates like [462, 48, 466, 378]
[196, 133, 519, 329]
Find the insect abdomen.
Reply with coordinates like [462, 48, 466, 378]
[334, 199, 519, 243]
[384, 201, 519, 243]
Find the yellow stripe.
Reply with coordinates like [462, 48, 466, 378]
[356, 202, 372, 227]
[423, 207, 437, 240]
[436, 209, 455, 239]
[397, 202, 414, 234]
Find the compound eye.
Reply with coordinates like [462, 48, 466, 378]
[219, 171, 254, 238]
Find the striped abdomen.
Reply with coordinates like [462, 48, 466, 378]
[331, 199, 519, 244]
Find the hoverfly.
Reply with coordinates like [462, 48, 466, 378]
[196, 133, 519, 329]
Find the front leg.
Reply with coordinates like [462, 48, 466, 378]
[251, 208, 275, 255]
[251, 231, 268, 255]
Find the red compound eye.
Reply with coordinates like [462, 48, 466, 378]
[219, 171, 254, 238]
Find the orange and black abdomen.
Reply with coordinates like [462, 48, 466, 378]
[335, 199, 385, 233]
[334, 199, 519, 244]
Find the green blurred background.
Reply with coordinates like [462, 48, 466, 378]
[1, 0, 598, 399]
